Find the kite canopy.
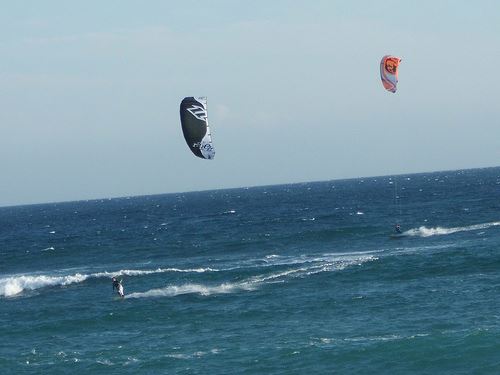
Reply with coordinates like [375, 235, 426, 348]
[380, 55, 402, 93]
[179, 97, 215, 160]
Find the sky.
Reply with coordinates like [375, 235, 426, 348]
[1, 0, 499, 207]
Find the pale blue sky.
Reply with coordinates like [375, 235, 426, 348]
[1, 1, 499, 206]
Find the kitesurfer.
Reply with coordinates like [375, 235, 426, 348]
[112, 277, 124, 297]
[395, 224, 402, 234]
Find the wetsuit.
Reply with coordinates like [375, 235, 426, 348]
[112, 279, 124, 297]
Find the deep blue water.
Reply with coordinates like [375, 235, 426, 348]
[1, 167, 500, 374]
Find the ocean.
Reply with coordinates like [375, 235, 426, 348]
[1, 167, 500, 374]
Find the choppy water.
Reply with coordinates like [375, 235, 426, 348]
[1, 167, 500, 374]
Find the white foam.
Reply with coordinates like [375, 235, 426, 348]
[0, 267, 218, 297]
[96, 359, 114, 366]
[92, 267, 217, 278]
[312, 331, 429, 347]
[127, 253, 377, 300]
[250, 268, 307, 283]
[0, 273, 88, 297]
[265, 254, 279, 259]
[2, 248, 380, 298]
[258, 251, 380, 269]
[126, 282, 256, 299]
[342, 335, 402, 343]
[405, 221, 500, 237]
[125, 253, 378, 298]
[391, 243, 455, 256]
[123, 357, 139, 365]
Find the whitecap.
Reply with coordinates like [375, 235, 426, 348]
[126, 281, 256, 299]
[343, 335, 402, 343]
[0, 273, 89, 297]
[124, 357, 139, 365]
[96, 359, 113, 366]
[265, 254, 279, 259]
[0, 267, 219, 297]
[165, 353, 190, 359]
[404, 221, 500, 237]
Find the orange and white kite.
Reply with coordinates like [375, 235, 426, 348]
[380, 55, 402, 93]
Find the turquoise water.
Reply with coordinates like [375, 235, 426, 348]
[1, 167, 500, 374]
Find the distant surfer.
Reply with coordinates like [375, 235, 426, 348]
[395, 224, 402, 234]
[112, 277, 124, 298]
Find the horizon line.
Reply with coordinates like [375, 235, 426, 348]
[2, 164, 499, 210]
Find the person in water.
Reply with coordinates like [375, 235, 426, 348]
[395, 224, 402, 234]
[112, 277, 124, 297]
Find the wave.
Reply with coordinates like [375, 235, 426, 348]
[258, 251, 381, 269]
[404, 221, 500, 237]
[1, 250, 378, 299]
[310, 332, 429, 347]
[390, 243, 456, 256]
[126, 282, 256, 299]
[91, 267, 217, 278]
[127, 253, 377, 299]
[0, 274, 89, 298]
[0, 267, 217, 298]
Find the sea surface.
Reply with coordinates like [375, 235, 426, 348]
[1, 167, 500, 374]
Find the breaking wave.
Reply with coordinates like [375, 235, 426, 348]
[126, 253, 377, 299]
[0, 267, 217, 298]
[0, 274, 89, 298]
[126, 282, 256, 299]
[404, 221, 500, 237]
[1, 251, 378, 299]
